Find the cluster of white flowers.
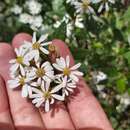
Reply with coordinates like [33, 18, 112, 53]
[116, 93, 130, 112]
[92, 71, 107, 84]
[68, 0, 115, 14]
[54, 13, 84, 37]
[11, 0, 43, 30]
[8, 32, 83, 112]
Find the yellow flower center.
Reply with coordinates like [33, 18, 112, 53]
[63, 67, 70, 76]
[48, 44, 55, 52]
[82, 0, 89, 10]
[32, 42, 41, 50]
[36, 68, 45, 77]
[19, 77, 25, 86]
[43, 92, 51, 99]
[16, 56, 23, 64]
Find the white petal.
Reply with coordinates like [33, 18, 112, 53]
[66, 55, 70, 68]
[34, 50, 40, 62]
[24, 51, 35, 61]
[32, 87, 43, 95]
[66, 87, 73, 92]
[70, 74, 79, 82]
[50, 98, 55, 104]
[27, 85, 32, 97]
[30, 94, 42, 98]
[105, 2, 109, 11]
[8, 80, 20, 89]
[38, 34, 48, 43]
[41, 41, 52, 46]
[30, 82, 38, 87]
[9, 59, 16, 64]
[45, 99, 50, 112]
[88, 6, 95, 14]
[41, 81, 45, 92]
[41, 61, 50, 68]
[67, 84, 76, 88]
[43, 75, 51, 82]
[60, 57, 66, 68]
[14, 48, 20, 56]
[40, 47, 49, 55]
[98, 4, 104, 13]
[32, 97, 43, 104]
[45, 81, 50, 91]
[37, 78, 42, 85]
[10, 63, 19, 72]
[108, 0, 115, 4]
[65, 89, 69, 96]
[70, 63, 81, 70]
[53, 63, 63, 71]
[52, 94, 64, 101]
[32, 32, 36, 43]
[23, 59, 30, 66]
[21, 85, 28, 97]
[50, 84, 63, 94]
[20, 65, 25, 76]
[71, 70, 83, 76]
[35, 99, 44, 107]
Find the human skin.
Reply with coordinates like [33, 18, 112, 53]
[0, 33, 114, 130]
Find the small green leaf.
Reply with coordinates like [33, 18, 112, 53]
[116, 77, 127, 93]
[124, 51, 130, 64]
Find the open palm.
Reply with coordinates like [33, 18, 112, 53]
[0, 33, 113, 130]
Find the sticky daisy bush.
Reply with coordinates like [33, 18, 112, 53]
[0, 0, 130, 129]
[8, 32, 83, 112]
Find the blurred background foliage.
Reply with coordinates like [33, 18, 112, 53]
[0, 0, 130, 129]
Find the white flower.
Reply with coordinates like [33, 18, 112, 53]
[27, 61, 54, 84]
[31, 81, 64, 112]
[25, 0, 42, 15]
[19, 13, 33, 24]
[9, 48, 30, 75]
[66, 22, 74, 37]
[92, 71, 107, 84]
[53, 55, 83, 82]
[25, 32, 52, 61]
[55, 76, 77, 96]
[8, 73, 32, 98]
[75, 15, 84, 28]
[74, 0, 95, 14]
[119, 93, 130, 106]
[30, 15, 43, 29]
[93, 0, 115, 13]
[11, 5, 22, 15]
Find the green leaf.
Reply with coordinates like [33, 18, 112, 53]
[123, 6, 130, 23]
[116, 77, 127, 93]
[124, 51, 130, 64]
[70, 47, 88, 61]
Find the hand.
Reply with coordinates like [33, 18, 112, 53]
[0, 33, 113, 130]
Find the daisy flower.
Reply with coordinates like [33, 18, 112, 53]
[27, 61, 54, 84]
[93, 0, 115, 13]
[74, 0, 95, 14]
[9, 48, 30, 75]
[31, 81, 64, 112]
[8, 73, 32, 98]
[25, 32, 52, 61]
[55, 76, 77, 96]
[53, 55, 83, 82]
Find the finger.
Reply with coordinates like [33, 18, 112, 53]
[39, 102, 75, 130]
[0, 43, 45, 130]
[12, 33, 75, 130]
[0, 74, 14, 130]
[52, 39, 113, 130]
